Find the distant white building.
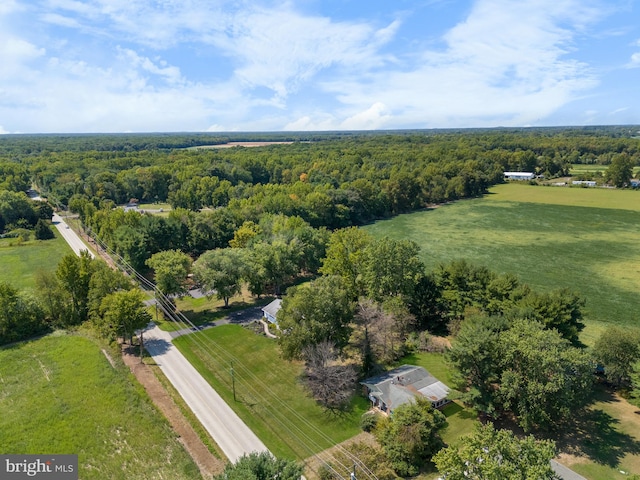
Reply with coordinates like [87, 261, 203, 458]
[572, 181, 596, 187]
[504, 172, 535, 181]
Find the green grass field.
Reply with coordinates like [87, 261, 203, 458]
[365, 183, 640, 342]
[0, 230, 72, 290]
[0, 333, 199, 479]
[173, 325, 369, 461]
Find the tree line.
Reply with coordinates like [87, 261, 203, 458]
[0, 252, 149, 346]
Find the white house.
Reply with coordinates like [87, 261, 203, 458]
[504, 172, 535, 181]
[261, 298, 282, 325]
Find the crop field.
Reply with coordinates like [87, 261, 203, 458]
[0, 333, 199, 480]
[365, 183, 640, 344]
[0, 231, 72, 290]
[174, 324, 369, 462]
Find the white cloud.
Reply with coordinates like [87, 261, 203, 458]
[628, 52, 640, 68]
[0, 125, 10, 134]
[117, 48, 184, 85]
[0, 0, 21, 16]
[319, 0, 603, 128]
[340, 102, 392, 130]
[0, 0, 632, 132]
[221, 6, 396, 99]
[284, 115, 338, 131]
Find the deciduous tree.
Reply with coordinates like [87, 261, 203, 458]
[215, 451, 302, 480]
[278, 275, 354, 360]
[498, 320, 593, 432]
[594, 326, 640, 388]
[375, 397, 447, 476]
[146, 250, 192, 297]
[434, 423, 559, 480]
[302, 340, 358, 412]
[97, 289, 151, 343]
[192, 248, 248, 307]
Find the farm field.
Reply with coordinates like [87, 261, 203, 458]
[0, 333, 199, 480]
[0, 230, 72, 290]
[364, 183, 640, 344]
[173, 324, 369, 463]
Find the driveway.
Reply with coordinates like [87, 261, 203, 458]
[143, 323, 270, 463]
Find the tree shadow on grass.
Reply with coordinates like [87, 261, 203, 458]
[556, 390, 640, 468]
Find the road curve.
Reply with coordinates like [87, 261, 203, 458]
[143, 324, 269, 463]
[51, 213, 95, 258]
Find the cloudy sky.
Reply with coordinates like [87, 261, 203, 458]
[0, 0, 638, 133]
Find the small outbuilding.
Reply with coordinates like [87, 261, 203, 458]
[361, 365, 450, 414]
[261, 298, 282, 325]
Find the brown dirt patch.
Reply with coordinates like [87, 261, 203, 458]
[121, 344, 224, 479]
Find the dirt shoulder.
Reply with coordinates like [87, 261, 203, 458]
[121, 344, 225, 479]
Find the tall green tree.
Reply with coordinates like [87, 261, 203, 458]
[360, 237, 424, 302]
[0, 282, 45, 345]
[97, 289, 152, 343]
[192, 248, 248, 307]
[251, 240, 298, 296]
[215, 451, 303, 480]
[88, 262, 132, 319]
[34, 218, 54, 240]
[498, 320, 593, 432]
[55, 251, 95, 325]
[34, 270, 66, 326]
[146, 250, 192, 297]
[434, 423, 559, 480]
[320, 227, 373, 298]
[448, 316, 509, 417]
[375, 397, 447, 477]
[515, 288, 585, 346]
[594, 326, 640, 388]
[604, 153, 633, 187]
[278, 275, 354, 360]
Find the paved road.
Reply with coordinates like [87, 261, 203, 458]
[143, 323, 269, 463]
[51, 213, 95, 258]
[51, 210, 270, 463]
[551, 460, 587, 480]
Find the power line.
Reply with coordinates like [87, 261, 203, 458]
[83, 224, 379, 480]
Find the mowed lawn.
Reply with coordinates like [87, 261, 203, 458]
[174, 325, 369, 461]
[0, 230, 72, 290]
[365, 183, 640, 344]
[0, 333, 199, 480]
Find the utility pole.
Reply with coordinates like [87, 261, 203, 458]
[230, 361, 236, 401]
[350, 464, 356, 480]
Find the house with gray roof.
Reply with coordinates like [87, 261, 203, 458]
[261, 298, 282, 325]
[361, 365, 450, 414]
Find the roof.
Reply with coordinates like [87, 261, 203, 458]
[361, 365, 450, 410]
[504, 171, 535, 176]
[261, 298, 282, 318]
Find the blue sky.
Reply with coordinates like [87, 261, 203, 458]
[0, 0, 638, 133]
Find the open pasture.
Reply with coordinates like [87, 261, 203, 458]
[0, 231, 71, 290]
[365, 183, 640, 338]
[0, 333, 198, 480]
